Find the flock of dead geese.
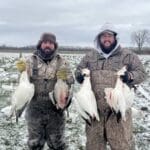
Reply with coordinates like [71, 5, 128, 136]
[7, 59, 144, 123]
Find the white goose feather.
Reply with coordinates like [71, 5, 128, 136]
[104, 66, 135, 121]
[74, 68, 100, 122]
[49, 79, 71, 110]
[9, 70, 35, 121]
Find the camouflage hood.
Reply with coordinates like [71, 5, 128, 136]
[94, 22, 120, 59]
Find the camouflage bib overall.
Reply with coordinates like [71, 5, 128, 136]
[25, 56, 66, 150]
[85, 51, 134, 150]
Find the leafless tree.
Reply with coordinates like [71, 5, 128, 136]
[131, 29, 150, 51]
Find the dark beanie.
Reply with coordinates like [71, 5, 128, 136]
[36, 32, 58, 50]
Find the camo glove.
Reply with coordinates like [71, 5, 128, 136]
[16, 59, 26, 72]
[56, 68, 68, 80]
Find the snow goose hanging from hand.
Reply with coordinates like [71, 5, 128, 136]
[104, 66, 135, 122]
[74, 68, 100, 125]
[49, 79, 72, 110]
[9, 61, 35, 122]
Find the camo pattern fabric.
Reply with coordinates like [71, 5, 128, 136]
[25, 53, 74, 150]
[26, 53, 74, 85]
[75, 46, 145, 150]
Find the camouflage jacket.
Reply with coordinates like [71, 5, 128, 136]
[26, 52, 74, 86]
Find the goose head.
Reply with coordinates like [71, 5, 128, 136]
[82, 68, 90, 77]
[117, 66, 127, 76]
[19, 71, 29, 83]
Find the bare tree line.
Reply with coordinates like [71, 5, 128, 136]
[131, 29, 150, 51]
[0, 29, 150, 52]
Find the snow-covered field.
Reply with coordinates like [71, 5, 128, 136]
[0, 52, 149, 150]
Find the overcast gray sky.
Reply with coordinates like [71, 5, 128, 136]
[0, 0, 150, 47]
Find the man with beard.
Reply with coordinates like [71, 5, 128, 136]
[16, 33, 74, 150]
[75, 23, 146, 150]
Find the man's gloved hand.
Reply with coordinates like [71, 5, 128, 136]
[16, 59, 26, 72]
[56, 68, 68, 80]
[120, 71, 133, 83]
[76, 71, 84, 84]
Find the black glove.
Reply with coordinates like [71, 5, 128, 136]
[120, 71, 133, 83]
[76, 71, 84, 84]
